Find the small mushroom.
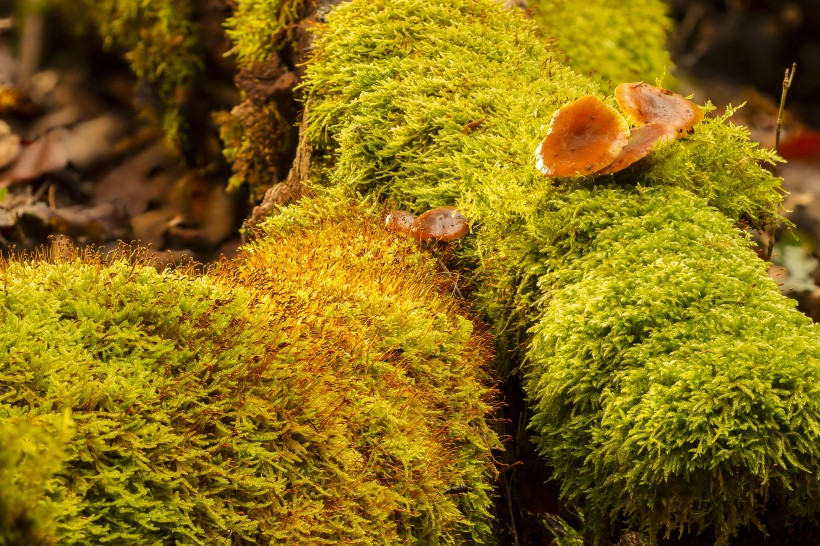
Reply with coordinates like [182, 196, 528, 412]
[411, 206, 469, 242]
[596, 122, 677, 175]
[535, 95, 630, 177]
[614, 82, 703, 137]
[385, 210, 415, 235]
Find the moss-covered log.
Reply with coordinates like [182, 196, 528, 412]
[9, 0, 820, 543]
[0, 204, 498, 545]
[299, 0, 820, 543]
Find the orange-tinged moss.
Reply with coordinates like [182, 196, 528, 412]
[0, 203, 499, 544]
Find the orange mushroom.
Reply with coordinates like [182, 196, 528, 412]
[596, 122, 677, 175]
[385, 210, 415, 235]
[410, 206, 469, 242]
[535, 95, 630, 178]
[614, 82, 703, 137]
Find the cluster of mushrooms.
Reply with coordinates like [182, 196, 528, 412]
[383, 84, 699, 242]
[385, 206, 469, 242]
[535, 82, 703, 177]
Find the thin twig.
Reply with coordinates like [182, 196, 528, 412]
[775, 62, 797, 153]
[436, 257, 464, 299]
[765, 226, 776, 263]
[501, 469, 521, 546]
[766, 62, 797, 262]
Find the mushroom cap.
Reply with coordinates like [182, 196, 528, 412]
[411, 206, 469, 242]
[535, 95, 630, 178]
[385, 210, 415, 234]
[614, 82, 703, 137]
[596, 122, 677, 175]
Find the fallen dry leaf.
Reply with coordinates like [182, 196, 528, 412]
[131, 207, 180, 249]
[59, 114, 131, 171]
[50, 201, 130, 243]
[0, 129, 68, 187]
[93, 141, 184, 216]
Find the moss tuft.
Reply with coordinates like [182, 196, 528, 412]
[640, 105, 784, 228]
[231, 195, 501, 543]
[529, 0, 675, 92]
[304, 0, 780, 228]
[224, 0, 306, 69]
[301, 0, 819, 541]
[0, 412, 73, 545]
[524, 185, 820, 542]
[0, 217, 498, 544]
[45, 0, 202, 144]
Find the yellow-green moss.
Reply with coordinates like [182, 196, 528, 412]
[522, 185, 820, 542]
[303, 0, 780, 229]
[530, 0, 675, 92]
[44, 0, 201, 144]
[301, 0, 818, 542]
[221, 0, 306, 200]
[0, 221, 498, 544]
[0, 412, 73, 545]
[224, 0, 306, 69]
[231, 196, 501, 543]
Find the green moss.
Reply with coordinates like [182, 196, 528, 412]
[224, 0, 306, 69]
[45, 0, 201, 144]
[220, 1, 306, 201]
[238, 196, 500, 543]
[524, 185, 820, 542]
[0, 210, 498, 544]
[529, 0, 675, 92]
[301, 0, 817, 541]
[0, 412, 73, 545]
[303, 0, 779, 228]
[636, 105, 783, 227]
